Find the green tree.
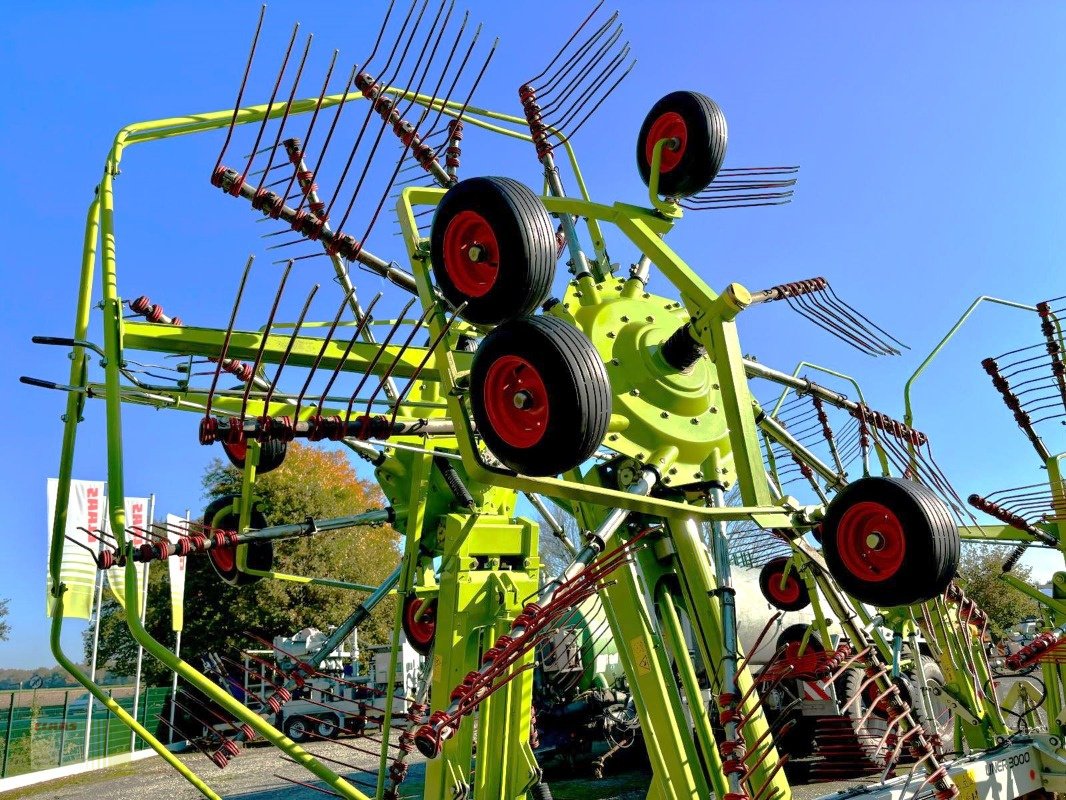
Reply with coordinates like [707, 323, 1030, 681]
[88, 443, 399, 685]
[0, 597, 9, 641]
[954, 543, 1041, 636]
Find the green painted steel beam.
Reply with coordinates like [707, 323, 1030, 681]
[122, 321, 472, 380]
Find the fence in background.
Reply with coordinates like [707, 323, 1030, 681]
[0, 686, 169, 778]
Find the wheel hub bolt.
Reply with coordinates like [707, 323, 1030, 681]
[866, 531, 884, 550]
[513, 390, 533, 409]
[467, 243, 487, 262]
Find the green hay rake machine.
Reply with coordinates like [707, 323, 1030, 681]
[26, 2, 1066, 799]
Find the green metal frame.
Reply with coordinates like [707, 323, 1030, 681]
[46, 68, 1066, 800]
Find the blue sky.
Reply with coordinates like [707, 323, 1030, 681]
[2, 1, 1065, 669]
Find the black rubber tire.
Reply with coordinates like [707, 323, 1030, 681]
[314, 714, 340, 740]
[470, 315, 611, 476]
[838, 667, 891, 767]
[430, 176, 556, 326]
[776, 623, 823, 654]
[759, 557, 811, 612]
[401, 596, 437, 657]
[906, 655, 953, 745]
[820, 477, 960, 607]
[203, 495, 273, 587]
[221, 438, 287, 475]
[284, 715, 311, 744]
[636, 91, 727, 197]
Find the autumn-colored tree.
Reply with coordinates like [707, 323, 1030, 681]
[88, 443, 399, 685]
[0, 597, 9, 641]
[954, 543, 1041, 636]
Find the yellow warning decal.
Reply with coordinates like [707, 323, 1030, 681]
[952, 767, 979, 800]
[630, 636, 652, 676]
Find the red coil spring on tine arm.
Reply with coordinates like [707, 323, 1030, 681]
[129, 295, 183, 327]
[129, 293, 256, 385]
[1006, 626, 1066, 670]
[981, 357, 1052, 461]
[353, 70, 453, 186]
[967, 491, 1059, 572]
[445, 119, 463, 181]
[1038, 301, 1066, 413]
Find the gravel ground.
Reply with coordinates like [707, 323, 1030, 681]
[1, 732, 870, 800]
[8, 677, 1044, 800]
[1, 732, 655, 800]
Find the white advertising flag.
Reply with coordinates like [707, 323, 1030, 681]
[164, 514, 187, 632]
[45, 478, 105, 619]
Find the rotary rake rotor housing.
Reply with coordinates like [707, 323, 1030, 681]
[28, 3, 1066, 800]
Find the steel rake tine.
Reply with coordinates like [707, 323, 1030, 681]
[333, 0, 435, 233]
[316, 293, 383, 413]
[822, 283, 909, 351]
[294, 289, 357, 420]
[323, 0, 423, 221]
[361, 303, 434, 417]
[238, 260, 295, 425]
[156, 714, 224, 763]
[393, 0, 454, 116]
[237, 22, 300, 190]
[349, 0, 461, 232]
[537, 20, 622, 114]
[343, 298, 417, 424]
[533, 8, 616, 97]
[292, 66, 358, 219]
[178, 689, 250, 739]
[204, 255, 255, 420]
[720, 165, 800, 174]
[559, 55, 636, 142]
[351, 25, 485, 244]
[416, 21, 484, 176]
[214, 5, 265, 178]
[393, 6, 468, 183]
[388, 302, 466, 427]
[253, 33, 315, 198]
[276, 49, 339, 211]
[261, 283, 320, 413]
[539, 24, 624, 119]
[525, 0, 605, 87]
[787, 293, 884, 356]
[434, 31, 495, 142]
[789, 291, 884, 355]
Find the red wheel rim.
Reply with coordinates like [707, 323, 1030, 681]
[223, 439, 247, 464]
[766, 569, 801, 605]
[211, 543, 236, 574]
[645, 111, 688, 173]
[404, 597, 436, 647]
[442, 210, 500, 298]
[835, 501, 906, 583]
[482, 355, 549, 449]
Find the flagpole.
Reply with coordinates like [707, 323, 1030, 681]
[130, 493, 154, 751]
[168, 508, 188, 744]
[83, 568, 105, 761]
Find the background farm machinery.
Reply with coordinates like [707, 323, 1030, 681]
[27, 2, 1066, 800]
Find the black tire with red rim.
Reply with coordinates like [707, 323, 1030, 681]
[470, 315, 611, 477]
[821, 477, 959, 607]
[636, 91, 727, 198]
[402, 596, 438, 656]
[430, 176, 556, 326]
[221, 438, 287, 475]
[203, 494, 273, 587]
[759, 557, 811, 612]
